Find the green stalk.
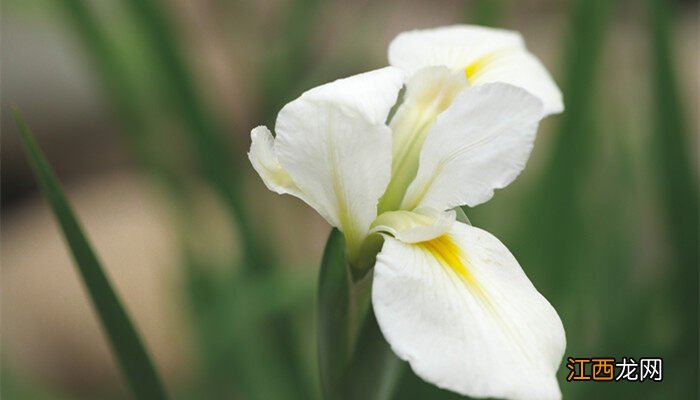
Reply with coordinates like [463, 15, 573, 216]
[648, 0, 699, 393]
[13, 110, 168, 400]
[317, 230, 401, 400]
[517, 0, 611, 292]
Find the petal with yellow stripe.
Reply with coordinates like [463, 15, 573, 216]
[388, 25, 563, 116]
[372, 221, 566, 400]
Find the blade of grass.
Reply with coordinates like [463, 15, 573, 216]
[516, 0, 611, 293]
[13, 110, 169, 400]
[118, 2, 318, 397]
[648, 0, 698, 395]
[58, 0, 187, 206]
[121, 0, 268, 272]
[506, 1, 610, 397]
[184, 255, 315, 400]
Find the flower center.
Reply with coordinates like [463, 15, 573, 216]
[378, 67, 468, 213]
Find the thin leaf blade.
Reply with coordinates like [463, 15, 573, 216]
[13, 110, 168, 400]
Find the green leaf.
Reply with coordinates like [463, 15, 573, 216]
[455, 206, 472, 225]
[122, 0, 269, 272]
[317, 229, 403, 400]
[317, 229, 351, 398]
[648, 0, 699, 393]
[341, 308, 403, 400]
[13, 110, 168, 400]
[58, 0, 187, 203]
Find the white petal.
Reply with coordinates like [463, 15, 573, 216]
[370, 207, 455, 243]
[372, 222, 566, 400]
[274, 67, 404, 253]
[379, 67, 468, 212]
[299, 66, 406, 125]
[248, 126, 304, 197]
[388, 25, 563, 116]
[401, 83, 543, 211]
[389, 25, 524, 74]
[469, 49, 563, 116]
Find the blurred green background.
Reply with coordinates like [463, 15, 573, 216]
[1, 0, 697, 399]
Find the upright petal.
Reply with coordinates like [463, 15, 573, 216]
[274, 67, 404, 254]
[372, 222, 566, 400]
[388, 25, 563, 116]
[379, 67, 468, 213]
[389, 25, 523, 74]
[401, 83, 543, 211]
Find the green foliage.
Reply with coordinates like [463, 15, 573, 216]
[648, 0, 699, 395]
[5, 0, 698, 398]
[317, 230, 402, 400]
[317, 230, 352, 398]
[12, 111, 169, 400]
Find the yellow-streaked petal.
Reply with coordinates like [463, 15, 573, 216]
[389, 25, 523, 74]
[372, 222, 566, 400]
[389, 24, 563, 116]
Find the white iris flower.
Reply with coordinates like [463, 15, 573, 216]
[249, 25, 566, 400]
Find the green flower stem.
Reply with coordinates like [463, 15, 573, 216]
[13, 110, 168, 400]
[351, 233, 384, 282]
[318, 230, 402, 400]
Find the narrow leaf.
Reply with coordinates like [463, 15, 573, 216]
[317, 229, 351, 399]
[648, 0, 699, 393]
[122, 0, 268, 272]
[59, 0, 186, 202]
[13, 110, 168, 400]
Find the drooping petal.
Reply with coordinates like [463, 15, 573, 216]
[372, 222, 566, 400]
[370, 207, 455, 243]
[274, 67, 405, 254]
[248, 126, 304, 197]
[388, 25, 563, 116]
[401, 83, 543, 211]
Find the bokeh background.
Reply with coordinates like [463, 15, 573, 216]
[2, 0, 698, 399]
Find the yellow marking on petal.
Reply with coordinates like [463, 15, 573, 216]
[464, 51, 502, 82]
[418, 234, 492, 307]
[420, 234, 535, 366]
